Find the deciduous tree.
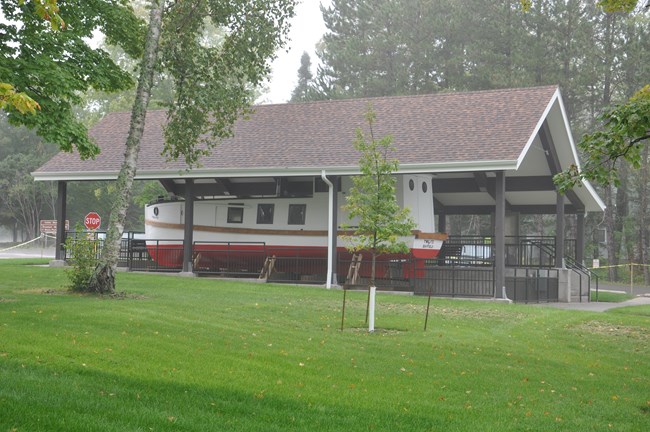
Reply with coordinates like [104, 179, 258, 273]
[343, 106, 415, 286]
[0, 0, 145, 157]
[89, 0, 296, 294]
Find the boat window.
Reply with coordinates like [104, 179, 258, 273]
[422, 181, 428, 193]
[227, 207, 244, 223]
[409, 179, 414, 191]
[288, 204, 306, 225]
[257, 204, 274, 224]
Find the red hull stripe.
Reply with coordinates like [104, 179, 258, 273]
[146, 243, 440, 268]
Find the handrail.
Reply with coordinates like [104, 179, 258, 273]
[565, 255, 599, 302]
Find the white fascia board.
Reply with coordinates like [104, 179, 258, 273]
[398, 160, 517, 173]
[141, 160, 519, 179]
[581, 180, 606, 212]
[516, 87, 560, 170]
[554, 90, 583, 169]
[137, 167, 360, 179]
[33, 159, 520, 182]
[31, 171, 119, 182]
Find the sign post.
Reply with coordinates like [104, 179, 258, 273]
[84, 212, 101, 231]
[40, 219, 70, 252]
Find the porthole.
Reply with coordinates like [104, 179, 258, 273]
[153, 207, 159, 216]
[422, 181, 428, 193]
[409, 179, 415, 191]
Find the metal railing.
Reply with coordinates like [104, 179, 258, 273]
[506, 236, 556, 268]
[505, 267, 560, 303]
[192, 241, 266, 277]
[129, 239, 183, 272]
[338, 254, 413, 291]
[59, 232, 581, 303]
[63, 230, 106, 261]
[268, 254, 328, 284]
[565, 255, 598, 302]
[414, 260, 496, 298]
[439, 236, 494, 267]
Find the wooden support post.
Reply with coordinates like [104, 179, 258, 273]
[55, 181, 67, 261]
[556, 192, 565, 268]
[182, 179, 195, 273]
[494, 171, 506, 299]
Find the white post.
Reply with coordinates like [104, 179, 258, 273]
[321, 170, 334, 289]
[368, 286, 376, 332]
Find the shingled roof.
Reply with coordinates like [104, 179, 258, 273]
[34, 85, 559, 178]
[32, 85, 605, 213]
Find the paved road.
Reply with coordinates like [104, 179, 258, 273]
[597, 282, 650, 296]
[542, 295, 650, 312]
[0, 246, 55, 259]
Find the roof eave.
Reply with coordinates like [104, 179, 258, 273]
[32, 160, 520, 182]
[31, 171, 120, 182]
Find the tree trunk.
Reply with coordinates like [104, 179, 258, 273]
[604, 184, 618, 282]
[89, 0, 166, 294]
[616, 163, 629, 275]
[371, 251, 376, 288]
[638, 146, 650, 284]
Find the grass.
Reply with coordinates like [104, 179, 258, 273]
[592, 290, 635, 303]
[591, 265, 650, 289]
[1, 260, 649, 431]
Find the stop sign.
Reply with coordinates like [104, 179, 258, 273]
[84, 212, 101, 230]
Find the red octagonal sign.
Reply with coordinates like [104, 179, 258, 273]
[84, 212, 101, 231]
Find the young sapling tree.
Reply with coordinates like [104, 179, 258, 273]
[344, 105, 416, 287]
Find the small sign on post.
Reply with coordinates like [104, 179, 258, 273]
[84, 212, 101, 231]
[40, 219, 70, 234]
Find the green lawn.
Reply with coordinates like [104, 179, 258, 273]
[1, 260, 648, 431]
[592, 290, 635, 303]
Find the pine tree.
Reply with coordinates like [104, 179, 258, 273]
[290, 52, 313, 102]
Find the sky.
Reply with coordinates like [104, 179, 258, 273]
[259, 0, 330, 104]
[0, 1, 329, 105]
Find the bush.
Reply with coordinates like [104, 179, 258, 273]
[64, 226, 98, 292]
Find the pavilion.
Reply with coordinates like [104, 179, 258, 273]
[33, 85, 605, 301]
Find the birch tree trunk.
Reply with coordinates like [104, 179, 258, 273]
[638, 146, 650, 284]
[604, 184, 619, 282]
[89, 0, 166, 294]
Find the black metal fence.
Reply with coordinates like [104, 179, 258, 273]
[414, 263, 495, 297]
[61, 231, 577, 303]
[64, 230, 106, 261]
[505, 236, 556, 267]
[193, 241, 266, 277]
[505, 267, 559, 303]
[127, 239, 183, 272]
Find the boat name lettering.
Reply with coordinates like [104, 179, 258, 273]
[422, 240, 437, 249]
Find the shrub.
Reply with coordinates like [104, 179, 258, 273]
[64, 226, 99, 292]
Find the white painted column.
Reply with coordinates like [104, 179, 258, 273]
[321, 171, 335, 288]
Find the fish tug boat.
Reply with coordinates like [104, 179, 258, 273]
[144, 174, 447, 281]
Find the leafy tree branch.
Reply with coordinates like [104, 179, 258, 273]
[555, 85, 650, 191]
